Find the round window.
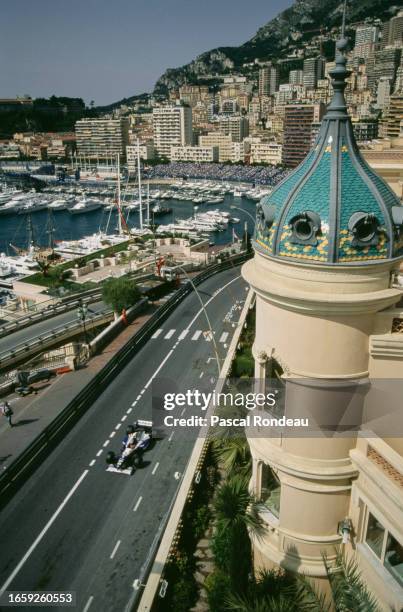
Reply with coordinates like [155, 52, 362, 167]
[294, 218, 313, 241]
[354, 217, 377, 243]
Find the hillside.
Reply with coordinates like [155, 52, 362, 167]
[154, 0, 400, 94]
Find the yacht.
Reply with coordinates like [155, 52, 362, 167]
[69, 198, 103, 214]
[0, 249, 40, 276]
[18, 200, 48, 214]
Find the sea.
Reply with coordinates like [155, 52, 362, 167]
[0, 192, 257, 254]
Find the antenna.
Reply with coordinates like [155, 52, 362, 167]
[341, 0, 347, 39]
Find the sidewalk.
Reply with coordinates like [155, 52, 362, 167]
[0, 304, 158, 472]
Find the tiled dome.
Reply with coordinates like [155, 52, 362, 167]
[254, 39, 403, 266]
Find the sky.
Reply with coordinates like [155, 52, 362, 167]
[0, 0, 293, 105]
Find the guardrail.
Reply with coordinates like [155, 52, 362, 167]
[0, 310, 112, 372]
[0, 292, 102, 340]
[0, 252, 251, 508]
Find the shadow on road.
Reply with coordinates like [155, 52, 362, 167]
[14, 418, 40, 427]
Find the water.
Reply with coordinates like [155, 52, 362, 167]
[0, 194, 257, 254]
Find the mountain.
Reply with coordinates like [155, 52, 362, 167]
[154, 0, 400, 94]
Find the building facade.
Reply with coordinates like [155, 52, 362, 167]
[152, 104, 192, 158]
[170, 145, 218, 162]
[75, 118, 129, 159]
[242, 35, 403, 611]
[282, 103, 325, 168]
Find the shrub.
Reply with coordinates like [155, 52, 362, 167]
[205, 570, 231, 612]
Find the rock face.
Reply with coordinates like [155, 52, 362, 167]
[154, 0, 396, 94]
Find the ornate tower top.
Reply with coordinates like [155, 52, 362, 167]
[254, 12, 403, 267]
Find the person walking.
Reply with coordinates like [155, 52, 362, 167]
[1, 401, 13, 427]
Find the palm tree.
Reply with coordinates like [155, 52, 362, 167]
[323, 550, 381, 612]
[213, 437, 252, 477]
[213, 475, 265, 594]
[224, 552, 381, 612]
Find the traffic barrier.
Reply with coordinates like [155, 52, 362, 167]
[0, 310, 113, 372]
[0, 252, 251, 508]
[0, 291, 102, 340]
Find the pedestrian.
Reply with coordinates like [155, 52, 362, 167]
[1, 401, 14, 427]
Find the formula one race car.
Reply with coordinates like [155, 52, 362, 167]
[106, 420, 153, 475]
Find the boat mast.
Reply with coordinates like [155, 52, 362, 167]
[147, 181, 150, 225]
[117, 153, 122, 235]
[137, 139, 143, 230]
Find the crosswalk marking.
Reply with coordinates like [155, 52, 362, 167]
[191, 330, 202, 341]
[164, 329, 176, 339]
[178, 329, 189, 340]
[219, 332, 229, 343]
[152, 329, 163, 339]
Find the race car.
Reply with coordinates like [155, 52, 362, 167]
[106, 419, 153, 475]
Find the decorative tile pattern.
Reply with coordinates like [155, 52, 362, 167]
[367, 446, 403, 489]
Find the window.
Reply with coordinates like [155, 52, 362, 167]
[261, 464, 281, 518]
[365, 513, 385, 558]
[385, 533, 403, 588]
[364, 511, 403, 589]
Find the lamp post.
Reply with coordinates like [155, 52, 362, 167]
[77, 300, 88, 344]
[176, 265, 221, 376]
[230, 205, 255, 252]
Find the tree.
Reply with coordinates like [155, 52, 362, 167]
[102, 277, 141, 315]
[213, 475, 265, 594]
[213, 437, 252, 477]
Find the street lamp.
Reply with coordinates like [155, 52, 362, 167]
[230, 204, 255, 253]
[176, 265, 221, 376]
[77, 300, 88, 344]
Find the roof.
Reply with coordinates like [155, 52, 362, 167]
[254, 37, 403, 267]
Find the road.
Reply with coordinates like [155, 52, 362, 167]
[0, 302, 106, 355]
[0, 266, 247, 612]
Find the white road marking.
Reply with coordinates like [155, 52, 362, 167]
[83, 596, 94, 612]
[199, 371, 204, 378]
[0, 470, 88, 598]
[126, 408, 132, 414]
[140, 389, 145, 395]
[143, 349, 174, 391]
[103, 440, 110, 448]
[152, 462, 160, 475]
[180, 408, 186, 416]
[178, 329, 189, 340]
[191, 330, 202, 341]
[110, 540, 121, 560]
[131, 401, 137, 407]
[151, 329, 163, 339]
[109, 431, 116, 438]
[96, 450, 103, 457]
[219, 332, 229, 343]
[168, 431, 174, 442]
[164, 329, 175, 339]
[121, 415, 127, 422]
[115, 423, 122, 430]
[133, 496, 143, 512]
[89, 460, 96, 467]
[136, 395, 141, 401]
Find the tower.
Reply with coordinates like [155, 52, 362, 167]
[242, 30, 403, 609]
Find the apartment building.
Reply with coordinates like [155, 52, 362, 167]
[170, 145, 219, 162]
[259, 64, 280, 96]
[75, 118, 129, 159]
[282, 103, 325, 168]
[249, 140, 282, 165]
[303, 56, 326, 90]
[152, 104, 193, 158]
[126, 141, 155, 171]
[218, 115, 249, 142]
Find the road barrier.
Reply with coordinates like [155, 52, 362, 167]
[0, 252, 251, 509]
[0, 291, 102, 341]
[0, 310, 112, 372]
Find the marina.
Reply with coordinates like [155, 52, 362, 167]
[0, 178, 260, 260]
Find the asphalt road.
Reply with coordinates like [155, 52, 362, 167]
[0, 302, 106, 355]
[0, 266, 247, 612]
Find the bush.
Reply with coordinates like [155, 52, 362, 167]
[101, 277, 141, 314]
[205, 570, 231, 612]
[170, 577, 198, 612]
